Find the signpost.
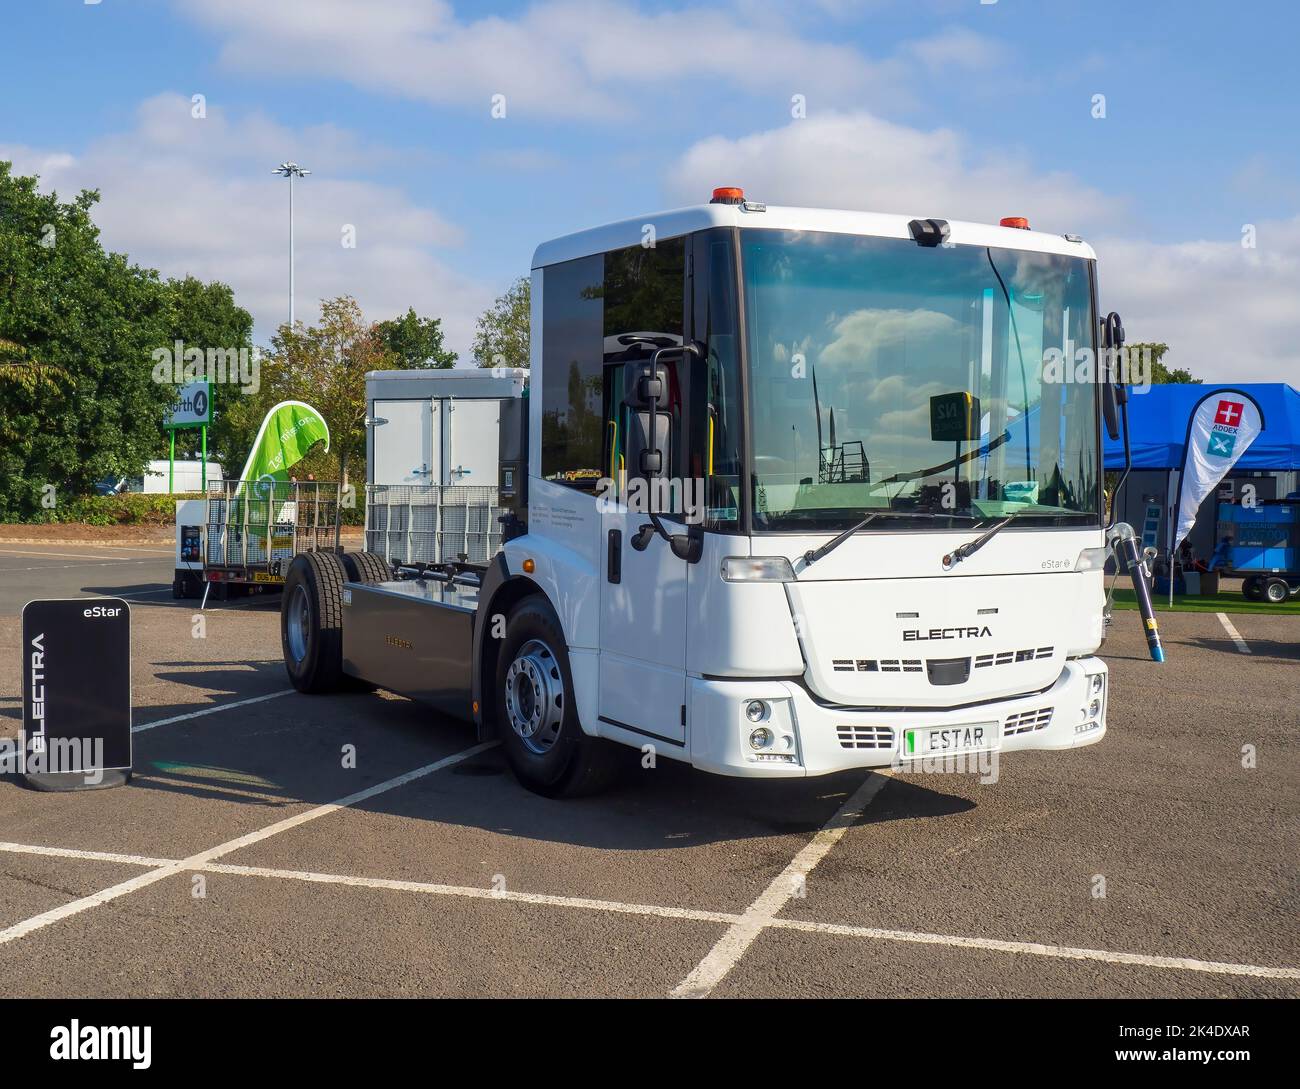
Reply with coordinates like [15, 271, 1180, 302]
[164, 381, 212, 492]
[21, 598, 132, 791]
[931, 392, 981, 500]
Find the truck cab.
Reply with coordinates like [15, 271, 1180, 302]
[496, 190, 1110, 786]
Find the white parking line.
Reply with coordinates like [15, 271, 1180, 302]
[203, 863, 740, 925]
[671, 769, 895, 998]
[3, 838, 1293, 983]
[0, 560, 160, 573]
[0, 741, 497, 948]
[1216, 612, 1252, 654]
[772, 918, 1300, 979]
[0, 549, 159, 562]
[0, 842, 171, 867]
[132, 690, 295, 733]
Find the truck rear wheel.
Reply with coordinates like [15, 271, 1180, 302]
[341, 551, 392, 585]
[281, 551, 349, 693]
[495, 597, 621, 797]
[1242, 576, 1262, 601]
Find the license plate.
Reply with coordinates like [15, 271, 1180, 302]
[253, 572, 284, 584]
[903, 722, 999, 757]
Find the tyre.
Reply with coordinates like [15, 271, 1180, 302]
[341, 551, 392, 585]
[495, 597, 621, 797]
[1263, 577, 1290, 604]
[281, 551, 349, 693]
[1242, 577, 1262, 601]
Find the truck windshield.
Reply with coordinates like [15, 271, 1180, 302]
[740, 229, 1100, 532]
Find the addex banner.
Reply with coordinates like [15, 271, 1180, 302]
[1173, 388, 1265, 550]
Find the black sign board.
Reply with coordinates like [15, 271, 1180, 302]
[930, 391, 981, 443]
[21, 598, 132, 791]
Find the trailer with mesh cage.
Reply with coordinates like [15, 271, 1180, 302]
[186, 479, 344, 604]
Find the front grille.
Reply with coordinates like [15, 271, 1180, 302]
[836, 725, 896, 750]
[975, 646, 1054, 668]
[832, 659, 922, 673]
[1004, 707, 1054, 736]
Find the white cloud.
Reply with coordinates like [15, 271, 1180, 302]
[1, 94, 490, 359]
[173, 0, 1003, 120]
[668, 113, 1300, 385]
[667, 111, 1119, 233]
[1096, 223, 1300, 385]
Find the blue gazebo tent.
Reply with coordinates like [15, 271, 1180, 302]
[1104, 382, 1300, 471]
[1104, 382, 1300, 575]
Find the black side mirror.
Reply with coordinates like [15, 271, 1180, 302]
[622, 343, 702, 480]
[1100, 311, 1127, 441]
[631, 517, 702, 563]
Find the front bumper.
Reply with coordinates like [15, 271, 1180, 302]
[688, 658, 1107, 778]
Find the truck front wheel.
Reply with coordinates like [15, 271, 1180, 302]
[496, 598, 621, 797]
[281, 552, 349, 693]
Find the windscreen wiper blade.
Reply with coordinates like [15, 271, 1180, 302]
[802, 510, 943, 566]
[941, 512, 1021, 569]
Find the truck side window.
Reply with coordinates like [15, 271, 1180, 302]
[601, 239, 686, 486]
[701, 235, 741, 530]
[540, 254, 605, 491]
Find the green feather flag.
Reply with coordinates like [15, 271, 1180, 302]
[232, 401, 331, 531]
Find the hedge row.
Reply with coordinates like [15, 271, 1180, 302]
[4, 491, 367, 527]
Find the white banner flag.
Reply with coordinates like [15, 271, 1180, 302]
[1173, 389, 1264, 550]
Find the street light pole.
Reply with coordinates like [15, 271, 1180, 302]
[272, 162, 311, 328]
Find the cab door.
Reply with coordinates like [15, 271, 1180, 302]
[596, 238, 690, 747]
[598, 487, 689, 745]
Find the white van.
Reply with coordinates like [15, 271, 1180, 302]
[100, 460, 224, 495]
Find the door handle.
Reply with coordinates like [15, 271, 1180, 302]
[607, 528, 622, 583]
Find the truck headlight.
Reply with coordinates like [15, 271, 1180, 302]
[749, 727, 774, 750]
[1075, 546, 1110, 572]
[722, 556, 795, 582]
[745, 699, 769, 722]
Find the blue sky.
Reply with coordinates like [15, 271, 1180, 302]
[2, 0, 1297, 381]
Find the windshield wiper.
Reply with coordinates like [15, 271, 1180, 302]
[941, 512, 1022, 569]
[802, 510, 944, 566]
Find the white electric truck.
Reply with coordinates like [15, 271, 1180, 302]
[281, 189, 1131, 796]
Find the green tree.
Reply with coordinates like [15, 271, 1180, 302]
[0, 162, 177, 518]
[1131, 342, 1201, 384]
[164, 275, 255, 466]
[473, 276, 530, 369]
[375, 306, 456, 368]
[252, 296, 401, 486]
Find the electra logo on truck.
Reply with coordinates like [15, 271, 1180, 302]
[902, 626, 992, 641]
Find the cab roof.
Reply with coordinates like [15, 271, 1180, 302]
[531, 202, 1097, 269]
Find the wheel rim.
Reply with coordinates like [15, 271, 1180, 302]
[1266, 582, 1286, 602]
[504, 638, 564, 754]
[286, 584, 311, 663]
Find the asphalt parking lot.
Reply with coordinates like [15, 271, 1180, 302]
[0, 542, 1296, 997]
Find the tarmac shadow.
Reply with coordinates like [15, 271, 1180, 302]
[1193, 637, 1300, 662]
